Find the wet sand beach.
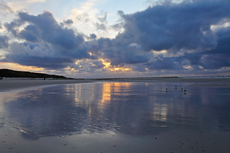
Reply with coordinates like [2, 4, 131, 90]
[0, 78, 230, 153]
[0, 78, 229, 92]
[0, 79, 95, 92]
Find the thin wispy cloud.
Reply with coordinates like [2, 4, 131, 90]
[0, 1, 14, 15]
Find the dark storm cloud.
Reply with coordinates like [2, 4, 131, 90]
[2, 11, 91, 69]
[180, 26, 230, 70]
[145, 57, 183, 70]
[19, 25, 39, 42]
[130, 64, 146, 72]
[4, 20, 22, 36]
[89, 0, 230, 72]
[6, 54, 73, 69]
[119, 0, 230, 53]
[23, 42, 39, 50]
[3, 42, 74, 69]
[0, 36, 9, 48]
[199, 54, 230, 69]
[197, 26, 230, 69]
[17, 11, 85, 50]
[212, 26, 230, 55]
[91, 38, 151, 67]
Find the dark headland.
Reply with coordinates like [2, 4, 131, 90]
[0, 69, 69, 79]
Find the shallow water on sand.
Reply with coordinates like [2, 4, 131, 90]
[0, 81, 230, 153]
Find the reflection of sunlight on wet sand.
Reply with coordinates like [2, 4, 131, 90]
[152, 103, 168, 123]
[101, 82, 131, 103]
[64, 85, 71, 96]
[113, 82, 130, 94]
[113, 82, 120, 93]
[99, 82, 132, 115]
[101, 83, 111, 103]
[72, 82, 132, 106]
[74, 84, 81, 103]
[73, 84, 96, 113]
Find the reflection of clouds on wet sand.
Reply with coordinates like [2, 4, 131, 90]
[152, 103, 168, 122]
[0, 81, 230, 142]
[2, 86, 87, 140]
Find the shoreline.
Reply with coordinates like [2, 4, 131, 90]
[0, 78, 229, 92]
[0, 79, 96, 92]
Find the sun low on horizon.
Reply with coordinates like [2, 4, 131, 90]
[0, 0, 230, 78]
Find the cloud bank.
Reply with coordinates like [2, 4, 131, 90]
[2, 11, 92, 69]
[1, 0, 230, 77]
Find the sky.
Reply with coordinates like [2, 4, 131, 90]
[0, 0, 230, 78]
